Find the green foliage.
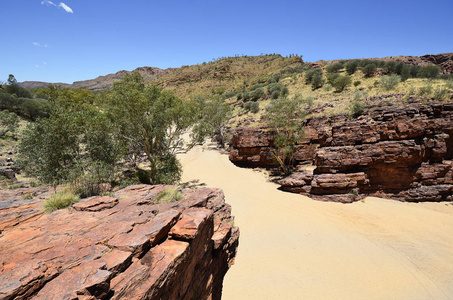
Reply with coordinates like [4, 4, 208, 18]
[43, 189, 79, 213]
[190, 95, 232, 148]
[326, 62, 343, 73]
[243, 87, 264, 101]
[311, 73, 325, 90]
[154, 188, 183, 204]
[379, 75, 401, 91]
[267, 83, 288, 99]
[17, 109, 118, 184]
[0, 110, 19, 138]
[418, 65, 440, 79]
[244, 101, 260, 113]
[69, 161, 114, 198]
[104, 72, 196, 184]
[400, 65, 412, 81]
[5, 85, 33, 99]
[264, 95, 306, 174]
[333, 76, 352, 92]
[304, 68, 322, 84]
[362, 64, 377, 77]
[349, 101, 367, 118]
[326, 73, 341, 85]
[0, 92, 52, 120]
[345, 60, 359, 75]
[353, 80, 361, 87]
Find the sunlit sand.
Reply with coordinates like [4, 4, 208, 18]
[179, 145, 453, 300]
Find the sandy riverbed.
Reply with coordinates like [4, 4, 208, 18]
[178, 145, 453, 300]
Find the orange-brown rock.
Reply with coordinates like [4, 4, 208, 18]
[234, 102, 453, 202]
[0, 185, 239, 299]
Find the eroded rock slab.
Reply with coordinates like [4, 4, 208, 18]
[0, 184, 239, 300]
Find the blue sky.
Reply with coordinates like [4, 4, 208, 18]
[1, 0, 452, 83]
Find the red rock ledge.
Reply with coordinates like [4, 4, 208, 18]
[0, 184, 239, 300]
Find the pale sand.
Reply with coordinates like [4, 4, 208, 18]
[178, 145, 453, 300]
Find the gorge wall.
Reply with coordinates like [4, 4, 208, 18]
[230, 101, 453, 203]
[0, 184, 239, 299]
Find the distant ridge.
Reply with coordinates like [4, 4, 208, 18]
[18, 53, 452, 91]
[18, 66, 178, 91]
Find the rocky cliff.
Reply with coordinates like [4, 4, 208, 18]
[0, 184, 239, 299]
[230, 101, 453, 203]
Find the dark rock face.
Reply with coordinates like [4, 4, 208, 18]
[231, 102, 453, 202]
[0, 184, 239, 300]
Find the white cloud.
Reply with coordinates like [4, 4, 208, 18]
[32, 42, 49, 47]
[41, 0, 56, 6]
[43, 62, 48, 65]
[35, 64, 40, 68]
[58, 2, 73, 13]
[42, 0, 73, 13]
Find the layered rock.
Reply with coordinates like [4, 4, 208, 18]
[231, 102, 453, 202]
[0, 184, 239, 299]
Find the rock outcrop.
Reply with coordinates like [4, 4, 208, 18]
[0, 184, 239, 299]
[231, 102, 453, 202]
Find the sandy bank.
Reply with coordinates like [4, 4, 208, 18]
[179, 145, 453, 300]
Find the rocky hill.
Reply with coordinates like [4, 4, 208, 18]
[19, 52, 452, 93]
[18, 66, 178, 91]
[230, 99, 453, 203]
[0, 184, 239, 299]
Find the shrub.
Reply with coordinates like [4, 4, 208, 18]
[0, 110, 19, 138]
[379, 75, 401, 91]
[136, 168, 151, 184]
[326, 73, 340, 85]
[350, 101, 367, 118]
[433, 88, 449, 101]
[362, 64, 377, 77]
[154, 188, 182, 204]
[311, 73, 325, 90]
[333, 76, 352, 92]
[346, 60, 359, 75]
[353, 80, 361, 87]
[305, 68, 322, 84]
[323, 84, 333, 91]
[384, 61, 397, 74]
[418, 65, 441, 79]
[326, 62, 343, 73]
[401, 65, 412, 81]
[69, 161, 114, 198]
[43, 189, 79, 213]
[5, 84, 33, 98]
[244, 101, 259, 113]
[271, 90, 280, 99]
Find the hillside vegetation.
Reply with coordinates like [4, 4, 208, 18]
[1, 53, 453, 194]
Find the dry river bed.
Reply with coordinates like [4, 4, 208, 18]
[178, 145, 453, 300]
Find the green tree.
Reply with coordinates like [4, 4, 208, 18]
[264, 95, 306, 174]
[418, 65, 441, 79]
[17, 109, 118, 184]
[104, 72, 197, 184]
[326, 62, 343, 73]
[190, 96, 232, 148]
[0, 110, 19, 138]
[362, 63, 377, 78]
[345, 60, 359, 75]
[333, 76, 352, 92]
[311, 73, 325, 90]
